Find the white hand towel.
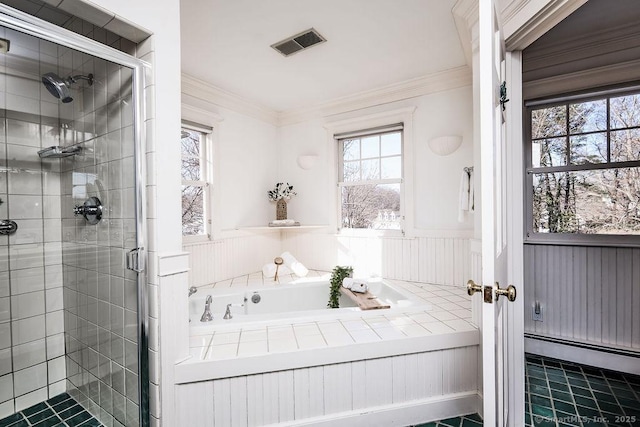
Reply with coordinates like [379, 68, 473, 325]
[270, 219, 296, 225]
[342, 277, 354, 289]
[350, 281, 368, 293]
[468, 170, 474, 212]
[342, 277, 368, 293]
[280, 251, 309, 277]
[458, 169, 470, 222]
[262, 263, 277, 278]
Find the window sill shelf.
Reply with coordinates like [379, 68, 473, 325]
[236, 225, 329, 231]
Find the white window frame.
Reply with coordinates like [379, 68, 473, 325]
[525, 85, 640, 247]
[337, 126, 404, 234]
[324, 107, 416, 237]
[181, 120, 213, 243]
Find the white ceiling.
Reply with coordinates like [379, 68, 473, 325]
[180, 0, 467, 112]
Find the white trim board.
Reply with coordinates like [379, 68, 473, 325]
[175, 331, 479, 384]
[288, 392, 479, 427]
[525, 336, 640, 375]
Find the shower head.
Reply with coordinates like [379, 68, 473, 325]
[41, 72, 94, 103]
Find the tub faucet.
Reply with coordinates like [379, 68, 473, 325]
[188, 286, 197, 297]
[200, 295, 213, 322]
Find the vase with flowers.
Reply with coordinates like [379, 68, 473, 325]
[268, 182, 297, 220]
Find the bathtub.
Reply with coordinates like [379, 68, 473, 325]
[189, 278, 419, 327]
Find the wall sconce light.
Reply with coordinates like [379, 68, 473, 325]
[297, 154, 317, 170]
[428, 135, 462, 156]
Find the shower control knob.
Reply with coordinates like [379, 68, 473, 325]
[74, 196, 103, 225]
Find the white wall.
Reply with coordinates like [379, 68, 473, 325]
[217, 111, 278, 228]
[279, 87, 475, 233]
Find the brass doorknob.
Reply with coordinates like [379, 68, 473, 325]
[467, 279, 482, 296]
[495, 283, 517, 302]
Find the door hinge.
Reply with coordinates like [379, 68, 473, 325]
[126, 247, 146, 273]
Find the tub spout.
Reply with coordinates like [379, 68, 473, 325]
[188, 286, 197, 297]
[200, 295, 213, 322]
[223, 303, 244, 320]
[223, 303, 233, 320]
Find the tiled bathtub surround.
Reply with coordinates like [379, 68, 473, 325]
[178, 275, 477, 426]
[187, 271, 474, 362]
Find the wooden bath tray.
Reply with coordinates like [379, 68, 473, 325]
[340, 287, 390, 310]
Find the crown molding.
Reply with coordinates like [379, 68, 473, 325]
[182, 66, 471, 128]
[503, 0, 587, 50]
[181, 73, 279, 126]
[278, 65, 472, 126]
[452, 0, 478, 66]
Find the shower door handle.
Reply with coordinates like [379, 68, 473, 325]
[126, 247, 145, 273]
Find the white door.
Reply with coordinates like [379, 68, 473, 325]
[471, 0, 525, 425]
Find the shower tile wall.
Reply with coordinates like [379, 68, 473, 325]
[58, 49, 139, 427]
[0, 28, 66, 418]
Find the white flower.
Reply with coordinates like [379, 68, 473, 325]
[268, 182, 297, 201]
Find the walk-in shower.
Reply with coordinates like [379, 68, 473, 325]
[41, 72, 94, 103]
[0, 4, 148, 427]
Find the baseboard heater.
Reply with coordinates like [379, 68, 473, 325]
[525, 333, 640, 358]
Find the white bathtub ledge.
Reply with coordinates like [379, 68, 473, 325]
[174, 329, 479, 384]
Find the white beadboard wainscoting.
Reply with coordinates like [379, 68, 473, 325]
[281, 232, 471, 286]
[184, 231, 472, 288]
[524, 245, 640, 366]
[175, 347, 479, 427]
[184, 233, 282, 287]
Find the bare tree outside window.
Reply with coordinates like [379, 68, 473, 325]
[339, 130, 402, 230]
[529, 92, 640, 236]
[181, 127, 209, 236]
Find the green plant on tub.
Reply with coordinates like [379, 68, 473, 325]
[328, 266, 353, 308]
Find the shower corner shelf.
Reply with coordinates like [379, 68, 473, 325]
[38, 145, 81, 159]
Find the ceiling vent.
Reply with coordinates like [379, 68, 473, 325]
[271, 28, 326, 57]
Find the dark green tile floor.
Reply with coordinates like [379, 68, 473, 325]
[0, 393, 103, 427]
[525, 354, 640, 427]
[410, 354, 640, 427]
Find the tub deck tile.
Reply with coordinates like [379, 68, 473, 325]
[349, 328, 382, 343]
[188, 271, 477, 363]
[296, 334, 327, 350]
[208, 343, 238, 360]
[211, 331, 240, 346]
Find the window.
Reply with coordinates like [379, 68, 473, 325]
[337, 124, 403, 231]
[526, 88, 640, 243]
[181, 123, 212, 238]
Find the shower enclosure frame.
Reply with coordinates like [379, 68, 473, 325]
[0, 5, 150, 427]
